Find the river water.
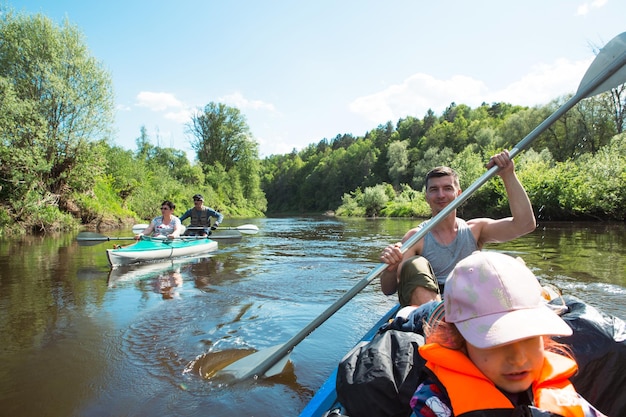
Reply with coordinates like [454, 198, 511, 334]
[0, 217, 624, 417]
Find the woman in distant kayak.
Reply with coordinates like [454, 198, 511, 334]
[412, 251, 607, 417]
[135, 200, 183, 240]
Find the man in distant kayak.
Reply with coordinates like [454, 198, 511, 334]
[179, 194, 224, 237]
[379, 150, 536, 307]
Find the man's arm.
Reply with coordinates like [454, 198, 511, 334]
[179, 209, 191, 223]
[211, 210, 224, 226]
[473, 151, 536, 246]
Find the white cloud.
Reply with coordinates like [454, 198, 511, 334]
[164, 108, 194, 124]
[116, 103, 132, 112]
[489, 58, 591, 105]
[136, 91, 185, 111]
[254, 134, 294, 157]
[349, 58, 592, 124]
[350, 74, 487, 123]
[577, 3, 590, 15]
[577, 0, 608, 15]
[218, 92, 277, 112]
[133, 90, 193, 127]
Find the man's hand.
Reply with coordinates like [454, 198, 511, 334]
[487, 150, 514, 177]
[380, 242, 403, 271]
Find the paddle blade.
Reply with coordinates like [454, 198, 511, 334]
[77, 238, 108, 247]
[265, 354, 290, 378]
[217, 344, 289, 380]
[209, 231, 243, 242]
[578, 32, 626, 98]
[232, 224, 259, 234]
[77, 232, 109, 240]
[76, 232, 110, 246]
[132, 224, 150, 234]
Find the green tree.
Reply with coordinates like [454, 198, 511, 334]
[0, 10, 114, 232]
[607, 84, 626, 134]
[187, 102, 266, 214]
[387, 140, 409, 189]
[360, 184, 391, 217]
[187, 102, 254, 172]
[412, 147, 454, 191]
[560, 134, 626, 220]
[261, 153, 303, 212]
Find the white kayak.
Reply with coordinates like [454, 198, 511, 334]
[106, 236, 218, 267]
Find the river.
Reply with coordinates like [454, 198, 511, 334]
[0, 217, 624, 416]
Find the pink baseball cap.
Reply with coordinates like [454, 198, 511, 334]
[444, 251, 572, 349]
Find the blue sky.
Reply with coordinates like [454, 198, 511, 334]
[6, 0, 626, 158]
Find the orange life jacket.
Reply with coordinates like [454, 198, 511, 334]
[420, 343, 587, 417]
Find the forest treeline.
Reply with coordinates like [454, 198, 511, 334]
[1, 8, 625, 237]
[263, 100, 626, 221]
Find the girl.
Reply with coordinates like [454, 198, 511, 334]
[411, 251, 607, 417]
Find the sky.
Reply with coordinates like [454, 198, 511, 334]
[5, 0, 626, 159]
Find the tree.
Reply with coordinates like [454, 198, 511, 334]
[607, 84, 626, 134]
[360, 184, 391, 217]
[0, 10, 114, 231]
[411, 147, 454, 191]
[187, 102, 255, 172]
[187, 102, 266, 213]
[387, 140, 409, 189]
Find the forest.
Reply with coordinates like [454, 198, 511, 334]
[1, 9, 625, 237]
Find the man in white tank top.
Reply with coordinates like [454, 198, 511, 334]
[380, 150, 536, 307]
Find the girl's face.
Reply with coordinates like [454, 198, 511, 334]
[466, 336, 545, 393]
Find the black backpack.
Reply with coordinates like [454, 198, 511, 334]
[336, 328, 426, 417]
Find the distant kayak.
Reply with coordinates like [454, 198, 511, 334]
[106, 236, 218, 267]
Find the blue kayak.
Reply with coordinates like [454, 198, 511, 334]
[106, 236, 218, 267]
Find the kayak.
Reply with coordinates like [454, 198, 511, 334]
[106, 236, 218, 267]
[299, 295, 626, 417]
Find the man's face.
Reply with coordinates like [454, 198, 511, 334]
[424, 175, 461, 215]
[193, 199, 203, 208]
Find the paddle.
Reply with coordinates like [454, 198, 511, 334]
[76, 232, 135, 246]
[132, 223, 259, 235]
[216, 31, 626, 382]
[76, 231, 242, 246]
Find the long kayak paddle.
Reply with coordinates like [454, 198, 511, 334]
[132, 223, 259, 235]
[216, 31, 626, 382]
[76, 231, 242, 246]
